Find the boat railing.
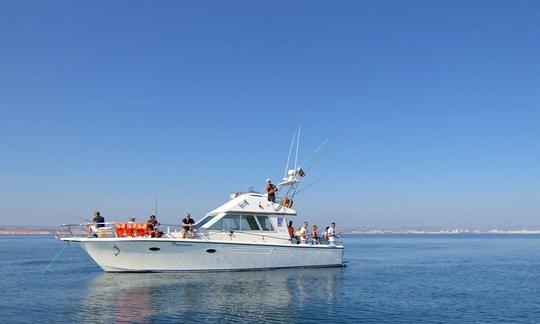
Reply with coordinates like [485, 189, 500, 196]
[57, 222, 183, 239]
[56, 222, 345, 246]
[199, 229, 292, 243]
[198, 229, 343, 246]
[56, 222, 117, 239]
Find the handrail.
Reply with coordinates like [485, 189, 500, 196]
[56, 222, 343, 246]
[214, 229, 291, 242]
[61, 222, 116, 227]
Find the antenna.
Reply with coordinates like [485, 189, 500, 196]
[284, 132, 296, 178]
[294, 126, 301, 169]
[154, 193, 158, 217]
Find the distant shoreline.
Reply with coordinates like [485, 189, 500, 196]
[2, 229, 540, 235]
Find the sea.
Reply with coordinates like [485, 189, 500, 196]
[1, 234, 540, 323]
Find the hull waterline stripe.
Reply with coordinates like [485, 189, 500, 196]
[103, 263, 347, 273]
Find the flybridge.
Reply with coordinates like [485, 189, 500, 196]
[208, 192, 297, 216]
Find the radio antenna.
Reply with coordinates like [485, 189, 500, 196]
[154, 192, 158, 217]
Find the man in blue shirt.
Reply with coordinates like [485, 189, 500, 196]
[93, 211, 105, 228]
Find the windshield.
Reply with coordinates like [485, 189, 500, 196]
[195, 216, 215, 229]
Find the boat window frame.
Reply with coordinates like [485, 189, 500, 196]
[239, 214, 261, 231]
[208, 214, 241, 231]
[256, 215, 275, 231]
[195, 216, 216, 229]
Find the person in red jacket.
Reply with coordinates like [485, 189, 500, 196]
[287, 220, 294, 242]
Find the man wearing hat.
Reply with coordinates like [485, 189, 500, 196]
[266, 179, 278, 202]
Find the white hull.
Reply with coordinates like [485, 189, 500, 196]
[64, 238, 344, 272]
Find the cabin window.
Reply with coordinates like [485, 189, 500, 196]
[256, 216, 274, 231]
[209, 215, 240, 231]
[196, 216, 215, 229]
[240, 215, 260, 231]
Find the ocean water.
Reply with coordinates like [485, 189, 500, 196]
[1, 235, 540, 323]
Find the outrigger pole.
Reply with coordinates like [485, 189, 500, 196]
[284, 132, 296, 179]
[294, 126, 301, 169]
[277, 128, 335, 206]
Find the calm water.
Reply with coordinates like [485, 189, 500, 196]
[1, 235, 540, 323]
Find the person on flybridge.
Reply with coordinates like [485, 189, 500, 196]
[266, 179, 278, 202]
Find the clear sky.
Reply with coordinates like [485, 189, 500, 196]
[1, 1, 539, 229]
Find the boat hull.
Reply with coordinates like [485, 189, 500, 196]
[64, 238, 344, 272]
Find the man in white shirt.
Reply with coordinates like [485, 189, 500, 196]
[327, 222, 336, 246]
[299, 221, 308, 244]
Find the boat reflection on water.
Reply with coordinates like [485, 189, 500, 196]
[81, 267, 345, 322]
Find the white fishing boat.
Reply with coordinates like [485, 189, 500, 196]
[60, 133, 345, 272]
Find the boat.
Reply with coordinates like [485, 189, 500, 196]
[59, 135, 344, 272]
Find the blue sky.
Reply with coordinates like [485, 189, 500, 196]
[1, 1, 539, 228]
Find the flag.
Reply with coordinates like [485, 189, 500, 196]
[298, 168, 305, 177]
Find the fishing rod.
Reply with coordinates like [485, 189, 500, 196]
[60, 212, 90, 223]
[336, 214, 350, 236]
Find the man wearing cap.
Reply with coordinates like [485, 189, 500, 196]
[182, 212, 195, 239]
[266, 179, 278, 202]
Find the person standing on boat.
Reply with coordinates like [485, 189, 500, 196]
[321, 226, 330, 244]
[287, 220, 295, 242]
[327, 222, 337, 245]
[88, 211, 105, 237]
[311, 225, 319, 245]
[182, 212, 195, 239]
[93, 211, 105, 228]
[299, 221, 309, 244]
[266, 179, 278, 202]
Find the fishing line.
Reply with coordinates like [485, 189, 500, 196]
[42, 243, 69, 274]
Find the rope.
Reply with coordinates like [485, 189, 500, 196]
[42, 243, 69, 274]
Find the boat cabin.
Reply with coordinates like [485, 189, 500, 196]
[191, 192, 296, 244]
